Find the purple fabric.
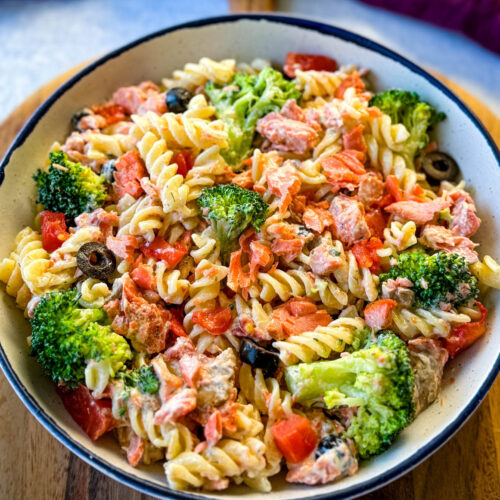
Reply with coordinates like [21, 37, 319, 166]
[359, 0, 500, 54]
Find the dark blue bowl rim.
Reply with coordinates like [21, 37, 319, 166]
[0, 13, 499, 500]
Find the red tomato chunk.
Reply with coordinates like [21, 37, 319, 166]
[351, 237, 383, 273]
[284, 53, 338, 78]
[443, 302, 487, 358]
[40, 211, 70, 252]
[192, 306, 233, 335]
[172, 150, 194, 177]
[141, 236, 188, 268]
[57, 385, 116, 441]
[271, 414, 318, 463]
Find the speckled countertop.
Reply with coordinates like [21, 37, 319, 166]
[1, 0, 499, 122]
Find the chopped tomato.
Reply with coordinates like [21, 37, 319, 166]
[271, 414, 318, 463]
[192, 306, 233, 335]
[91, 103, 126, 126]
[335, 71, 365, 99]
[364, 299, 397, 330]
[172, 150, 194, 177]
[57, 385, 116, 441]
[141, 236, 188, 268]
[40, 211, 70, 252]
[365, 210, 387, 240]
[443, 302, 488, 358]
[351, 237, 384, 273]
[114, 151, 147, 199]
[284, 52, 338, 78]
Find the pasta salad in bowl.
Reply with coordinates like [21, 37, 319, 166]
[0, 15, 499, 499]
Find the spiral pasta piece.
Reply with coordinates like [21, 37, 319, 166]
[77, 278, 110, 308]
[294, 67, 353, 100]
[471, 255, 500, 289]
[162, 57, 236, 91]
[273, 317, 366, 365]
[392, 307, 471, 338]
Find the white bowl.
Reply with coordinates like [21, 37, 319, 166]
[0, 14, 499, 499]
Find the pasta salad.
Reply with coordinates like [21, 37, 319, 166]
[0, 53, 497, 492]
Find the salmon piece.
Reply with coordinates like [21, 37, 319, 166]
[111, 276, 174, 354]
[231, 169, 253, 189]
[130, 263, 155, 290]
[310, 240, 344, 275]
[329, 194, 370, 247]
[335, 71, 365, 99]
[75, 208, 119, 240]
[288, 298, 318, 316]
[303, 205, 335, 233]
[106, 235, 139, 262]
[342, 125, 367, 156]
[271, 238, 304, 263]
[420, 224, 478, 263]
[204, 410, 223, 447]
[384, 198, 451, 224]
[281, 99, 306, 122]
[112, 81, 162, 115]
[154, 388, 197, 425]
[219, 401, 239, 435]
[257, 113, 319, 155]
[249, 241, 273, 278]
[321, 150, 366, 192]
[126, 434, 144, 467]
[364, 299, 397, 330]
[265, 161, 302, 214]
[227, 250, 252, 293]
[179, 355, 202, 389]
[138, 92, 167, 115]
[114, 151, 148, 199]
[267, 298, 332, 340]
[449, 191, 481, 237]
[358, 173, 384, 207]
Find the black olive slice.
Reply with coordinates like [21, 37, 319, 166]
[421, 151, 459, 183]
[166, 87, 193, 114]
[239, 338, 279, 376]
[71, 108, 92, 131]
[101, 160, 117, 183]
[315, 435, 343, 459]
[77, 242, 116, 280]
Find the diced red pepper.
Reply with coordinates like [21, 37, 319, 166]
[57, 385, 117, 441]
[192, 306, 233, 335]
[442, 302, 488, 358]
[91, 103, 126, 126]
[271, 414, 318, 463]
[40, 211, 70, 252]
[141, 236, 188, 268]
[172, 150, 194, 177]
[351, 237, 384, 273]
[114, 151, 147, 199]
[284, 52, 338, 78]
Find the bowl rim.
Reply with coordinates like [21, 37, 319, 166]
[0, 13, 499, 500]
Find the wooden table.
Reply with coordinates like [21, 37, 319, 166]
[0, 61, 499, 500]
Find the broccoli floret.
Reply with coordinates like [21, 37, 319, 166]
[369, 90, 445, 167]
[197, 183, 268, 260]
[285, 331, 415, 459]
[205, 67, 301, 166]
[33, 151, 107, 221]
[379, 250, 478, 309]
[120, 365, 159, 395]
[30, 289, 132, 387]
